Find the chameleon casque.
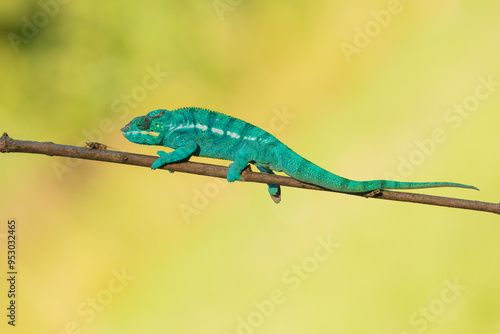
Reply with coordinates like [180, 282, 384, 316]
[121, 107, 478, 203]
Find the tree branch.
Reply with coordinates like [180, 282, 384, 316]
[1, 133, 498, 215]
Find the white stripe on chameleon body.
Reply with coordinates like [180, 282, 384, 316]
[227, 131, 241, 139]
[212, 128, 224, 135]
[196, 124, 208, 131]
[127, 130, 161, 137]
[171, 124, 195, 131]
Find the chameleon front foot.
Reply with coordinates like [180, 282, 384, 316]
[151, 151, 170, 170]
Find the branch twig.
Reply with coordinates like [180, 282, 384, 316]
[1, 133, 499, 215]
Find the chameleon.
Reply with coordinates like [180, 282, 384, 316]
[120, 107, 478, 203]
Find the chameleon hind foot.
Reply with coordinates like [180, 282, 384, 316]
[255, 165, 281, 204]
[269, 185, 281, 204]
[227, 162, 252, 182]
[227, 165, 243, 182]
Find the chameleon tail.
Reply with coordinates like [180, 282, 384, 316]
[279, 147, 478, 193]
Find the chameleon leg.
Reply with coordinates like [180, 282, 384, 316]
[151, 141, 198, 170]
[227, 153, 251, 182]
[256, 166, 281, 204]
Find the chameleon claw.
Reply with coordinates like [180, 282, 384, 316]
[270, 194, 281, 204]
[270, 193, 281, 204]
[151, 158, 166, 170]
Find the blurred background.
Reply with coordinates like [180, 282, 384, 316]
[1, 1, 500, 333]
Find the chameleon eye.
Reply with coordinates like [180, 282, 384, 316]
[137, 117, 152, 130]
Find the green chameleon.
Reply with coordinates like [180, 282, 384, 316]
[121, 107, 478, 203]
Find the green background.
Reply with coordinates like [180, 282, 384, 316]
[1, 1, 500, 333]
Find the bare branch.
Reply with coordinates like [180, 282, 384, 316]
[1, 133, 498, 215]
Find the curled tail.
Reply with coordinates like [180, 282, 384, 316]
[279, 147, 478, 193]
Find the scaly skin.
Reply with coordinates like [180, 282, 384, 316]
[121, 107, 478, 203]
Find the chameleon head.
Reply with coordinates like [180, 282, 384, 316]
[121, 109, 169, 145]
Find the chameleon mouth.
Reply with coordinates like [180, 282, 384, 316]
[120, 124, 131, 132]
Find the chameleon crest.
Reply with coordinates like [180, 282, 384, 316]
[121, 107, 478, 203]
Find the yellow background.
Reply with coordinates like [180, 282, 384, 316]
[1, 1, 500, 333]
